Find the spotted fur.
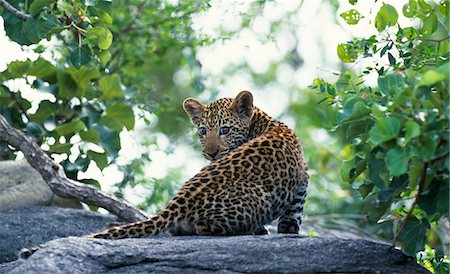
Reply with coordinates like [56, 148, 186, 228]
[88, 91, 309, 239]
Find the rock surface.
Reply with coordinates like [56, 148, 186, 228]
[0, 160, 82, 211]
[3, 235, 428, 274]
[0, 206, 118, 263]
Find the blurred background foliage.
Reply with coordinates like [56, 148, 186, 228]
[0, 0, 448, 272]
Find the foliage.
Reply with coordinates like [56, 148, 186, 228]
[0, 0, 209, 186]
[311, 0, 449, 269]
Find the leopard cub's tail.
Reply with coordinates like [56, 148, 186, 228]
[86, 208, 173, 239]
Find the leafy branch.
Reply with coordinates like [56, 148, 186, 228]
[0, 0, 31, 20]
[0, 114, 148, 222]
[392, 162, 428, 245]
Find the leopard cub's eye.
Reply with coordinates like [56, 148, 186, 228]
[198, 127, 207, 136]
[219, 126, 230, 135]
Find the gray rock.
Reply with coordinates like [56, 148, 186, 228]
[0, 206, 118, 263]
[5, 235, 428, 274]
[0, 160, 82, 211]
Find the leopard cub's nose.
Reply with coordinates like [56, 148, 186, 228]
[206, 150, 219, 159]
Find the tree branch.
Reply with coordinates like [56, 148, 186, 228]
[392, 162, 428, 245]
[0, 0, 31, 20]
[0, 114, 148, 222]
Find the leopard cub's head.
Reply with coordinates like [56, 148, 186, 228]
[183, 90, 254, 161]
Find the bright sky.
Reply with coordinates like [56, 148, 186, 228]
[0, 0, 412, 207]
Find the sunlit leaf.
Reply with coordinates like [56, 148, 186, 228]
[421, 13, 438, 35]
[99, 74, 123, 98]
[97, 51, 111, 66]
[87, 26, 113, 50]
[375, 4, 398, 32]
[80, 129, 100, 144]
[55, 120, 86, 136]
[417, 0, 432, 12]
[340, 9, 364, 25]
[403, 0, 417, 18]
[418, 70, 446, 86]
[337, 43, 357, 62]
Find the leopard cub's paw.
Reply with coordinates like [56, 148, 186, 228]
[277, 221, 299, 234]
[254, 226, 270, 235]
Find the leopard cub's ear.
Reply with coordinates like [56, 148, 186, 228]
[183, 98, 205, 125]
[231, 90, 253, 120]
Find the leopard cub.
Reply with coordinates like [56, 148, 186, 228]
[89, 90, 308, 238]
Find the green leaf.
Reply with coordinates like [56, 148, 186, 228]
[40, 14, 65, 38]
[340, 9, 364, 25]
[57, 71, 79, 98]
[69, 45, 92, 69]
[92, 124, 121, 159]
[87, 26, 113, 50]
[97, 51, 111, 66]
[30, 100, 55, 123]
[6, 60, 31, 79]
[418, 179, 449, 216]
[368, 199, 391, 220]
[387, 52, 396, 65]
[79, 178, 101, 189]
[87, 150, 108, 170]
[378, 73, 405, 95]
[28, 57, 57, 83]
[405, 121, 420, 141]
[26, 121, 45, 140]
[369, 117, 401, 145]
[421, 13, 438, 35]
[90, 11, 112, 26]
[337, 44, 357, 63]
[99, 74, 123, 98]
[380, 42, 393, 57]
[81, 103, 103, 127]
[359, 182, 374, 198]
[375, 4, 398, 32]
[74, 156, 90, 172]
[368, 151, 389, 189]
[23, 17, 41, 43]
[397, 216, 429, 256]
[418, 69, 446, 86]
[50, 142, 72, 153]
[29, 0, 56, 17]
[349, 0, 357, 4]
[417, 0, 432, 12]
[340, 159, 353, 182]
[55, 120, 86, 136]
[80, 129, 100, 144]
[68, 66, 101, 90]
[3, 15, 34, 45]
[439, 1, 448, 15]
[403, 0, 417, 18]
[385, 147, 407, 176]
[417, 136, 437, 162]
[338, 98, 370, 123]
[106, 103, 135, 130]
[99, 115, 123, 131]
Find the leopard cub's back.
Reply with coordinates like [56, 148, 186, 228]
[88, 91, 308, 239]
